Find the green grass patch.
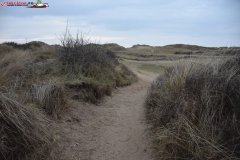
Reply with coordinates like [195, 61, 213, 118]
[138, 64, 165, 74]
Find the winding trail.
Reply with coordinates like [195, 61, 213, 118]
[51, 70, 157, 160]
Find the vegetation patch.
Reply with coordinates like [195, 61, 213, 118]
[145, 54, 240, 159]
[0, 25, 137, 158]
[138, 64, 165, 74]
[32, 80, 68, 118]
[174, 51, 193, 55]
[0, 92, 52, 160]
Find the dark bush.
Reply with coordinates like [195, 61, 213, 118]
[56, 25, 118, 71]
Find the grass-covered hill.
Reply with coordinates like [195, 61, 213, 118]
[110, 43, 240, 61]
[0, 31, 137, 159]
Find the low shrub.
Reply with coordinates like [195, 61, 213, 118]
[55, 24, 137, 103]
[56, 25, 119, 72]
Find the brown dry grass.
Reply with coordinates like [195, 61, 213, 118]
[33, 80, 68, 118]
[145, 54, 240, 159]
[0, 92, 52, 160]
[0, 38, 137, 158]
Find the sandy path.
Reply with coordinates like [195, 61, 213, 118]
[51, 70, 157, 160]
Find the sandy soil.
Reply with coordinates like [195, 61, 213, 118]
[51, 70, 157, 160]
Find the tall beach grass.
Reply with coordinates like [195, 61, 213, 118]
[145, 54, 240, 159]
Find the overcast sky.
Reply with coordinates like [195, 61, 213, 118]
[0, 0, 239, 47]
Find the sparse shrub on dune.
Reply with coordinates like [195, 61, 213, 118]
[0, 92, 52, 160]
[56, 24, 119, 71]
[145, 54, 240, 159]
[55, 24, 137, 103]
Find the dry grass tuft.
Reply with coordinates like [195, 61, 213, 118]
[145, 54, 240, 159]
[33, 80, 69, 118]
[0, 92, 51, 160]
[0, 50, 33, 87]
